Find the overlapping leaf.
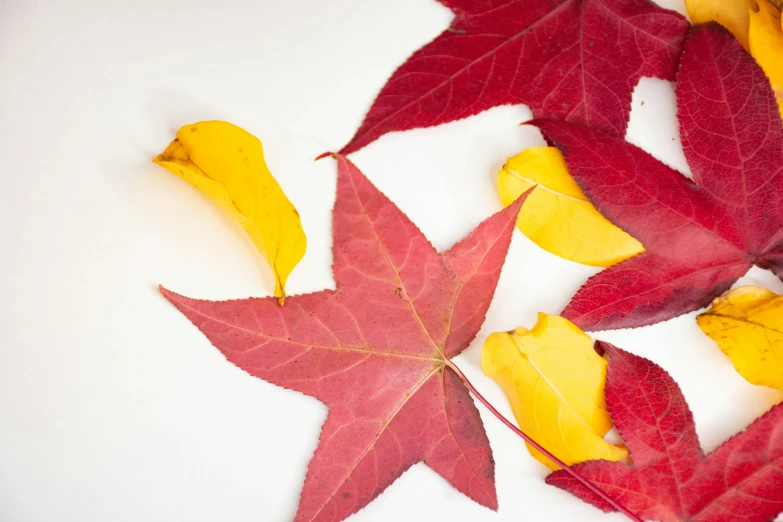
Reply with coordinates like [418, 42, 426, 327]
[686, 0, 783, 116]
[482, 313, 627, 470]
[498, 147, 644, 266]
[749, 0, 783, 116]
[686, 0, 751, 48]
[698, 285, 783, 390]
[548, 342, 783, 521]
[533, 24, 783, 330]
[340, 0, 688, 154]
[161, 155, 530, 521]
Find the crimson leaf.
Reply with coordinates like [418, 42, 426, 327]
[533, 23, 783, 330]
[548, 342, 783, 521]
[340, 0, 688, 154]
[161, 155, 529, 521]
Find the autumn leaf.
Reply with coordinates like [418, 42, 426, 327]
[482, 313, 627, 470]
[160, 155, 532, 522]
[498, 147, 644, 266]
[547, 342, 783, 522]
[749, 0, 783, 117]
[685, 0, 783, 117]
[685, 0, 751, 48]
[697, 285, 783, 390]
[154, 121, 305, 302]
[339, 0, 688, 154]
[532, 24, 783, 330]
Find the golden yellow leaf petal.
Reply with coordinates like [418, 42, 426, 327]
[154, 121, 306, 302]
[686, 0, 752, 50]
[481, 313, 628, 470]
[749, 0, 783, 117]
[697, 285, 783, 390]
[497, 147, 644, 267]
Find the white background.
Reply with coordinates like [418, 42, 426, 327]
[1, 0, 782, 521]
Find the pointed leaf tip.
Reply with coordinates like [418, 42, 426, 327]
[158, 285, 179, 303]
[594, 340, 618, 353]
[314, 151, 335, 161]
[509, 185, 534, 212]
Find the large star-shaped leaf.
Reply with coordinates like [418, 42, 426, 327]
[533, 23, 783, 330]
[339, 0, 688, 154]
[548, 342, 783, 521]
[161, 155, 527, 521]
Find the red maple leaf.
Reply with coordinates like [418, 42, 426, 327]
[547, 341, 783, 521]
[339, 0, 688, 155]
[160, 155, 529, 521]
[532, 23, 783, 330]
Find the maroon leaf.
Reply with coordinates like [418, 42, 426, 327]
[547, 342, 783, 521]
[533, 23, 783, 330]
[339, 0, 688, 155]
[160, 155, 529, 522]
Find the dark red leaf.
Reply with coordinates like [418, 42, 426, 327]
[160, 155, 529, 521]
[533, 23, 783, 330]
[547, 342, 783, 521]
[338, 0, 688, 154]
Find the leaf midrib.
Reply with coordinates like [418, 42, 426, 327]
[168, 293, 444, 363]
[697, 312, 783, 336]
[310, 367, 441, 521]
[350, 0, 574, 145]
[690, 421, 783, 521]
[340, 157, 447, 361]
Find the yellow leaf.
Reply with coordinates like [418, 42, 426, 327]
[686, 0, 752, 50]
[154, 121, 306, 302]
[481, 313, 628, 470]
[497, 147, 644, 267]
[697, 285, 783, 390]
[749, 0, 783, 117]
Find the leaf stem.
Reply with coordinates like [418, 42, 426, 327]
[448, 362, 644, 522]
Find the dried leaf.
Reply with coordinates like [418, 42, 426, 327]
[697, 285, 783, 390]
[498, 147, 644, 266]
[482, 313, 627, 470]
[161, 155, 532, 521]
[548, 342, 783, 522]
[154, 121, 305, 302]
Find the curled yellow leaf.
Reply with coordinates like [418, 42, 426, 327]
[749, 0, 783, 117]
[497, 147, 644, 267]
[481, 313, 627, 470]
[154, 121, 306, 302]
[686, 0, 752, 50]
[697, 285, 783, 390]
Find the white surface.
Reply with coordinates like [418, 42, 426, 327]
[1, 1, 781, 521]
